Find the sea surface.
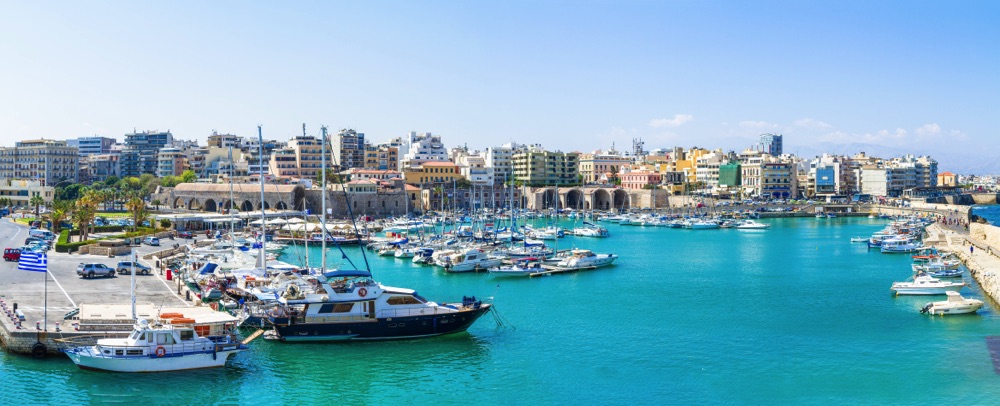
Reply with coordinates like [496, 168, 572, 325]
[973, 205, 1000, 226]
[3, 217, 1000, 404]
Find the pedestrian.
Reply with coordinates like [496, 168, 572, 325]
[971, 245, 975, 255]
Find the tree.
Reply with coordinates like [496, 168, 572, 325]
[152, 199, 161, 210]
[180, 170, 197, 184]
[56, 184, 84, 201]
[609, 166, 621, 185]
[45, 200, 72, 234]
[29, 195, 45, 219]
[160, 176, 180, 188]
[71, 194, 98, 242]
[126, 196, 149, 231]
[316, 169, 343, 185]
[455, 178, 473, 189]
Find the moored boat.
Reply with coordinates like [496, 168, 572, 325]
[891, 274, 965, 295]
[63, 316, 245, 372]
[265, 270, 491, 341]
[920, 291, 983, 315]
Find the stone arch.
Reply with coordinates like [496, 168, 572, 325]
[187, 198, 202, 211]
[565, 188, 584, 209]
[584, 201, 592, 210]
[173, 197, 185, 209]
[241, 200, 254, 212]
[593, 189, 612, 210]
[275, 201, 288, 210]
[222, 200, 233, 211]
[258, 201, 270, 210]
[542, 188, 559, 209]
[613, 189, 630, 210]
[203, 199, 217, 213]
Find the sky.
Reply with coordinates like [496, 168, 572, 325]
[1, 1, 998, 172]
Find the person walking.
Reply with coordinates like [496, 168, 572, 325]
[971, 245, 975, 255]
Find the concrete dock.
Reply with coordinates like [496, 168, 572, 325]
[0, 218, 207, 355]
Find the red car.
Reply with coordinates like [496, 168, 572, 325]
[3, 248, 20, 261]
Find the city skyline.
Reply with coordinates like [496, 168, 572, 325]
[2, 2, 997, 172]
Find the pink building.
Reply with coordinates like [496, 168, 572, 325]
[621, 171, 661, 190]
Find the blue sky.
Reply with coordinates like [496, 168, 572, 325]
[1, 1, 997, 171]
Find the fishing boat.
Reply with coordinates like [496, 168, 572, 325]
[881, 238, 922, 254]
[63, 316, 245, 372]
[920, 291, 983, 315]
[689, 220, 720, 230]
[850, 237, 868, 243]
[891, 274, 965, 295]
[265, 270, 491, 341]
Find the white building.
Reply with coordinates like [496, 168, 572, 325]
[400, 132, 449, 170]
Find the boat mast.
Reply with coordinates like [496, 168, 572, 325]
[301, 124, 309, 270]
[228, 145, 235, 257]
[321, 125, 328, 271]
[258, 125, 267, 271]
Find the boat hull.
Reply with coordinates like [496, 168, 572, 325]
[926, 302, 983, 315]
[891, 286, 964, 295]
[65, 348, 241, 373]
[272, 305, 491, 341]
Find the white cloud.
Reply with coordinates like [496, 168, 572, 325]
[649, 114, 693, 128]
[876, 128, 909, 139]
[793, 118, 831, 129]
[915, 123, 941, 137]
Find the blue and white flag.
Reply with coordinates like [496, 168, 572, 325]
[18, 252, 47, 273]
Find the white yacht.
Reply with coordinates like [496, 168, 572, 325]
[438, 248, 504, 272]
[735, 220, 770, 230]
[64, 316, 245, 372]
[920, 291, 984, 315]
[555, 249, 618, 269]
[891, 274, 965, 295]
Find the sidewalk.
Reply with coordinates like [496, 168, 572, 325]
[927, 223, 1000, 303]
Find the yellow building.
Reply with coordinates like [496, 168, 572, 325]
[937, 171, 957, 187]
[403, 162, 465, 185]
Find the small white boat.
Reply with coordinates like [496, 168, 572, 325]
[850, 237, 868, 243]
[489, 258, 544, 277]
[689, 220, 720, 230]
[735, 220, 770, 230]
[394, 247, 416, 258]
[64, 317, 245, 372]
[891, 274, 965, 295]
[920, 291, 983, 315]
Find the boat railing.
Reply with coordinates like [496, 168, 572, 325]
[71, 338, 240, 359]
[375, 307, 457, 318]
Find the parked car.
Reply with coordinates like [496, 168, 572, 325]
[143, 237, 160, 246]
[76, 263, 115, 278]
[177, 231, 193, 239]
[116, 261, 151, 275]
[3, 248, 20, 261]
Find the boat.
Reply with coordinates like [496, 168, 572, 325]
[920, 291, 983, 315]
[850, 237, 868, 243]
[488, 257, 544, 277]
[891, 274, 965, 295]
[412, 247, 435, 264]
[880, 238, 922, 254]
[438, 248, 504, 272]
[689, 220, 720, 230]
[735, 220, 770, 230]
[926, 269, 963, 278]
[63, 316, 246, 372]
[394, 247, 416, 258]
[265, 270, 491, 341]
[554, 249, 618, 269]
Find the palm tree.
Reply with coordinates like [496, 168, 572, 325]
[126, 196, 149, 231]
[45, 200, 72, 234]
[29, 195, 45, 219]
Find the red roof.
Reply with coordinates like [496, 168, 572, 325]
[940, 171, 955, 176]
[421, 161, 457, 167]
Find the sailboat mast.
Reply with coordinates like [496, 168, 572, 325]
[258, 125, 267, 271]
[228, 146, 235, 256]
[321, 125, 328, 271]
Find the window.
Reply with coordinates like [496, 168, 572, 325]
[387, 296, 422, 305]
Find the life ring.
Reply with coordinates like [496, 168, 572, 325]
[155, 346, 166, 357]
[358, 288, 368, 297]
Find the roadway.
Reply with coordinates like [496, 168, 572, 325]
[0, 219, 203, 331]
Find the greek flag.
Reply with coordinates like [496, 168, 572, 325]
[18, 252, 47, 273]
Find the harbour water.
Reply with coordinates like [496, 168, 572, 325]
[4, 217, 1000, 404]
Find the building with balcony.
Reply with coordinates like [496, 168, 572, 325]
[0, 179, 54, 208]
[511, 147, 580, 186]
[67, 136, 117, 156]
[621, 170, 662, 190]
[85, 154, 120, 184]
[759, 133, 783, 156]
[400, 132, 449, 170]
[120, 130, 174, 177]
[578, 153, 632, 184]
[364, 144, 398, 171]
[206, 132, 243, 149]
[268, 135, 326, 180]
[403, 162, 464, 185]
[157, 148, 188, 177]
[0, 139, 79, 185]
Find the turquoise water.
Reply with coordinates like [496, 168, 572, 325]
[4, 217, 1000, 404]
